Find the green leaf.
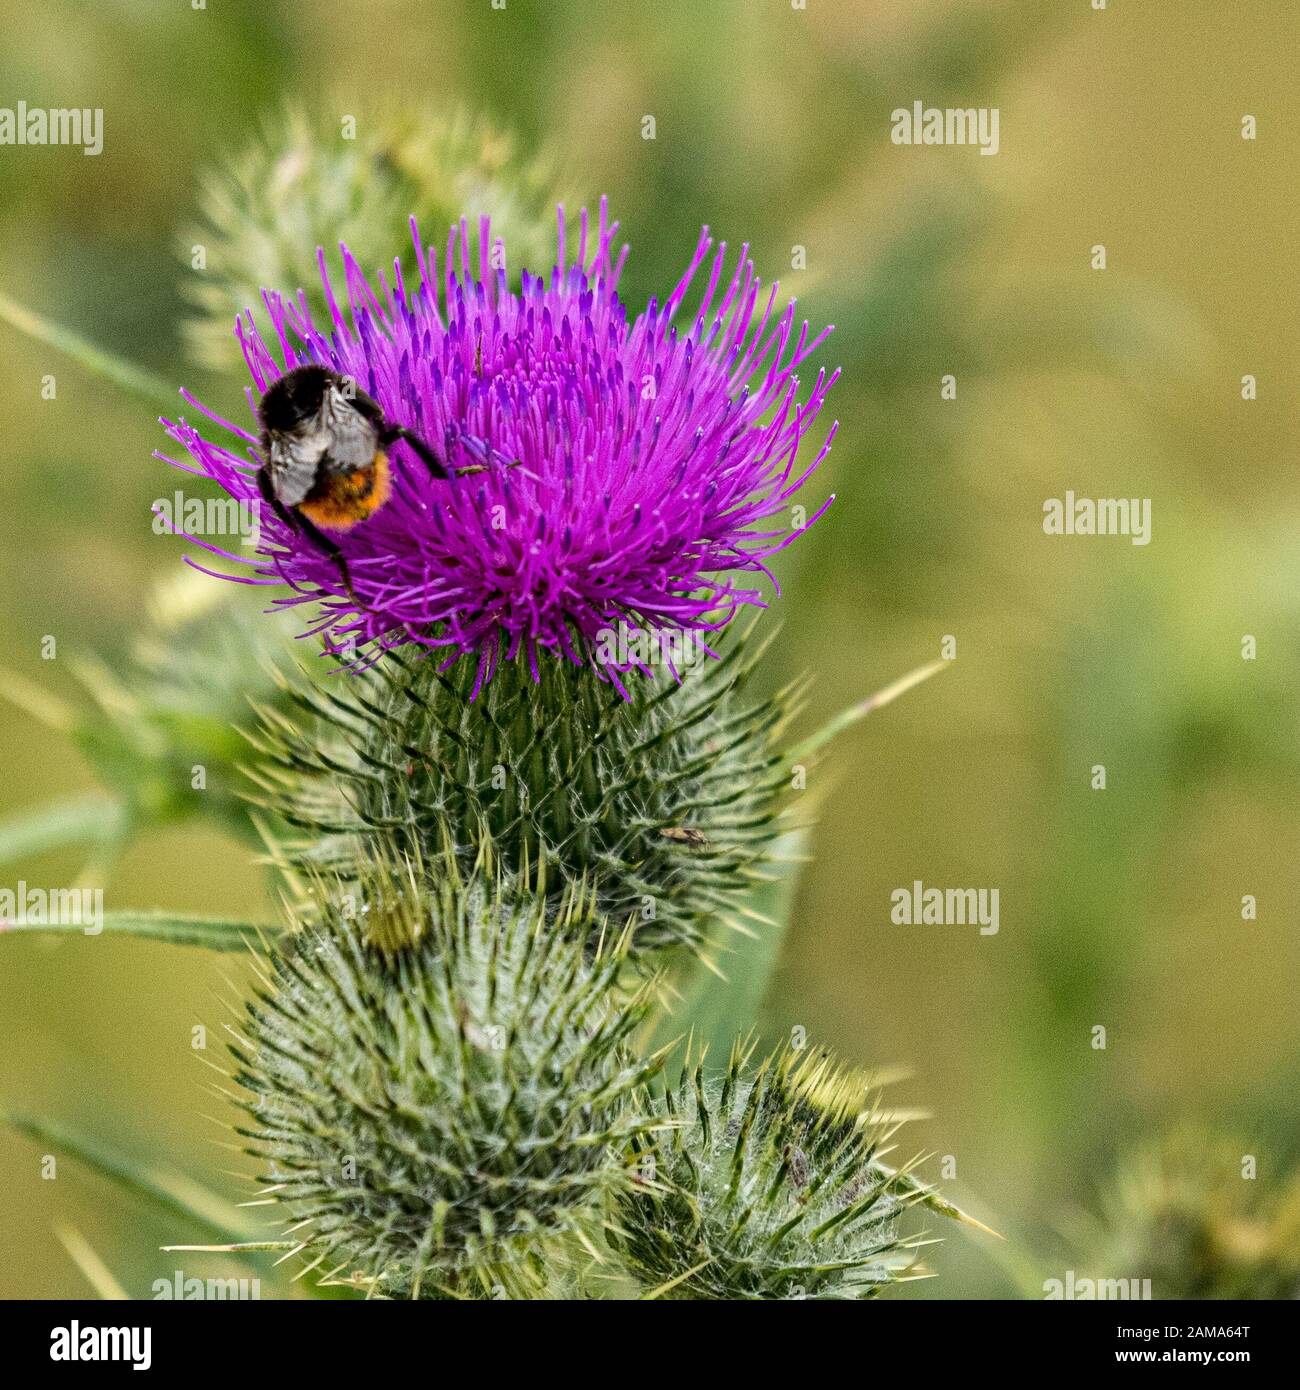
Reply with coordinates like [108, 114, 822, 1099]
[645, 661, 947, 1066]
[0, 288, 179, 412]
[3, 1112, 260, 1242]
[0, 793, 124, 868]
[648, 826, 811, 1064]
[0, 666, 76, 731]
[0, 910, 276, 952]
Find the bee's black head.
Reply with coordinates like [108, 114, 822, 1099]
[258, 364, 337, 434]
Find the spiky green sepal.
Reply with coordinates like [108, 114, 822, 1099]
[612, 1045, 931, 1300]
[231, 863, 664, 1296]
[248, 632, 802, 955]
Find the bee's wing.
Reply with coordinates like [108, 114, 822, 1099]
[267, 430, 325, 507]
[319, 388, 380, 473]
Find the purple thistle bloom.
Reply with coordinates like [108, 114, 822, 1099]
[161, 198, 838, 696]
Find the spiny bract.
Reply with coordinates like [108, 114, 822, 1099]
[248, 629, 802, 954]
[612, 1046, 926, 1300]
[230, 865, 663, 1296]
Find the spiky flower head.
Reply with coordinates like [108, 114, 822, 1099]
[612, 1045, 929, 1300]
[1069, 1129, 1300, 1300]
[248, 628, 799, 955]
[181, 104, 564, 370]
[231, 857, 663, 1297]
[163, 198, 838, 695]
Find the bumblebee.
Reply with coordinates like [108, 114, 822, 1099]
[254, 363, 494, 595]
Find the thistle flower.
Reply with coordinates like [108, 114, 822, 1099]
[163, 198, 838, 695]
[231, 857, 664, 1296]
[612, 1045, 931, 1300]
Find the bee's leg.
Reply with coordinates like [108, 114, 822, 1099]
[256, 469, 357, 602]
[380, 424, 452, 480]
[294, 512, 358, 604]
[382, 425, 524, 479]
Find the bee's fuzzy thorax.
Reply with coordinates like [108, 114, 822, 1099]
[297, 452, 389, 531]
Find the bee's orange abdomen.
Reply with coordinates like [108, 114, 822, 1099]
[297, 453, 390, 531]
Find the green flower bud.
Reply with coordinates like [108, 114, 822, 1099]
[231, 858, 663, 1297]
[613, 1045, 931, 1300]
[181, 104, 566, 370]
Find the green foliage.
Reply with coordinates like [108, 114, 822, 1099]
[0, 64, 990, 1298]
[67, 574, 303, 842]
[612, 1044, 931, 1300]
[0, 574, 306, 875]
[3, 1112, 260, 1244]
[249, 631, 800, 956]
[643, 660, 946, 1061]
[646, 827, 810, 1065]
[0, 288, 178, 413]
[231, 855, 665, 1297]
[181, 104, 567, 370]
[0, 793, 123, 871]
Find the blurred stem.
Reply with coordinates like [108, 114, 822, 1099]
[0, 667, 76, 731]
[0, 793, 123, 869]
[645, 827, 811, 1065]
[4, 1112, 260, 1242]
[792, 659, 947, 761]
[73, 803, 134, 892]
[0, 288, 178, 413]
[54, 1224, 129, 1301]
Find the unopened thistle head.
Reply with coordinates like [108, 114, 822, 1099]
[612, 1046, 929, 1300]
[68, 571, 302, 841]
[163, 198, 838, 695]
[1071, 1129, 1300, 1300]
[231, 863, 663, 1296]
[181, 105, 563, 370]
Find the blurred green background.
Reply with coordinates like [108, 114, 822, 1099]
[1, 0, 1297, 1298]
